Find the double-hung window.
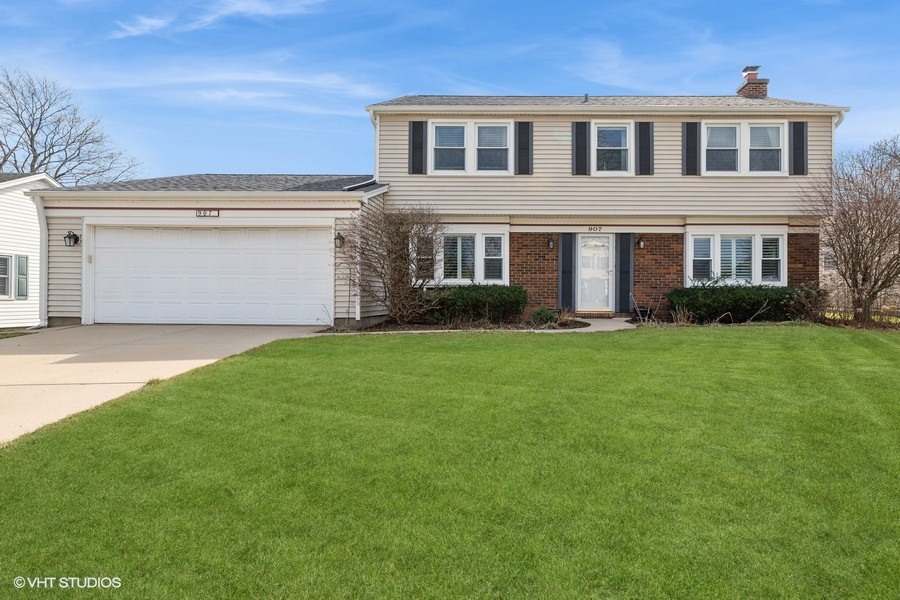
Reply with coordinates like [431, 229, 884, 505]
[691, 237, 713, 281]
[477, 126, 508, 171]
[749, 126, 782, 172]
[0, 256, 9, 298]
[434, 125, 466, 171]
[440, 233, 507, 283]
[706, 125, 739, 172]
[592, 122, 633, 174]
[702, 122, 786, 174]
[431, 122, 512, 174]
[686, 232, 786, 285]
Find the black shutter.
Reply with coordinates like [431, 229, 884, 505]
[635, 122, 654, 175]
[572, 122, 590, 175]
[682, 122, 700, 175]
[789, 121, 808, 175]
[408, 121, 427, 174]
[558, 233, 576, 311]
[616, 233, 634, 312]
[515, 121, 533, 175]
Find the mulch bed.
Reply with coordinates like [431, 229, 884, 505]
[323, 319, 591, 334]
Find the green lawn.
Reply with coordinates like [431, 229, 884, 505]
[2, 326, 898, 598]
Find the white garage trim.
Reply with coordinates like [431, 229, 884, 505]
[83, 222, 337, 326]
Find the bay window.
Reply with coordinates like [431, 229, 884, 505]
[686, 232, 786, 286]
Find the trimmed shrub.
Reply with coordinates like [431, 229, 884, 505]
[425, 285, 528, 324]
[530, 306, 557, 325]
[666, 285, 828, 324]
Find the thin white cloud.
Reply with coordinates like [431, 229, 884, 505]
[110, 15, 174, 39]
[188, 0, 327, 30]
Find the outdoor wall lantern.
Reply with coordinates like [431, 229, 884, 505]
[636, 235, 645, 250]
[548, 237, 555, 249]
[63, 231, 80, 247]
[334, 232, 345, 248]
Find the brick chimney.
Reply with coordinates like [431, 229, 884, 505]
[737, 65, 769, 98]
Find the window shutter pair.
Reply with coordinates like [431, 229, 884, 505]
[681, 121, 808, 175]
[408, 121, 533, 175]
[571, 122, 654, 175]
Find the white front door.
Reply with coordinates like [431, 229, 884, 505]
[577, 234, 614, 311]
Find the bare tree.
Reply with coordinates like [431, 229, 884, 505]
[0, 69, 138, 184]
[803, 135, 900, 324]
[347, 204, 446, 324]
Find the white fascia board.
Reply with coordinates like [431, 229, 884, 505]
[0, 173, 63, 190]
[368, 104, 850, 117]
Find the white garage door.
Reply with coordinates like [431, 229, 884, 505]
[92, 227, 333, 325]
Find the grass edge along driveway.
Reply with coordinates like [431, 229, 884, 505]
[1, 325, 898, 598]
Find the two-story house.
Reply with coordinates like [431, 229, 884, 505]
[28, 67, 848, 327]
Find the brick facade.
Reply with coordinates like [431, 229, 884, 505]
[509, 232, 558, 310]
[633, 233, 684, 315]
[788, 232, 820, 286]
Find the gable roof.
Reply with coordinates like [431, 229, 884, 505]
[55, 174, 378, 193]
[0, 172, 38, 183]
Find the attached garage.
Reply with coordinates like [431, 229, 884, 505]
[92, 227, 333, 325]
[30, 174, 389, 328]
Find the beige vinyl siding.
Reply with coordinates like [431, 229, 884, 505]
[358, 193, 387, 319]
[334, 217, 354, 321]
[46, 216, 83, 320]
[378, 114, 833, 216]
[0, 184, 41, 327]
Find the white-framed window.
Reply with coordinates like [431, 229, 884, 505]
[685, 231, 786, 286]
[434, 124, 466, 171]
[15, 255, 28, 299]
[438, 231, 508, 284]
[430, 121, 513, 175]
[0, 255, 10, 298]
[705, 125, 739, 172]
[476, 125, 509, 171]
[592, 121, 633, 175]
[701, 122, 787, 175]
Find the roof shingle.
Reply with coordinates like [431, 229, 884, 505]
[369, 95, 836, 108]
[59, 174, 377, 193]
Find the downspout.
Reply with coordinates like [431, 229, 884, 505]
[30, 193, 49, 328]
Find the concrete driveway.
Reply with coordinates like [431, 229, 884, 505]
[0, 325, 319, 445]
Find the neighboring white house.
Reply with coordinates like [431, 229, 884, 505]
[0, 173, 62, 328]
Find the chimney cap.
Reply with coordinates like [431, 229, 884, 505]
[742, 65, 761, 75]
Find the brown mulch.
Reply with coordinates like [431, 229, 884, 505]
[323, 319, 591, 334]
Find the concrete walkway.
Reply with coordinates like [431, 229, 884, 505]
[0, 325, 319, 444]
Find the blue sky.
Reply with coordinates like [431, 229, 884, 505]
[2, 0, 897, 178]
